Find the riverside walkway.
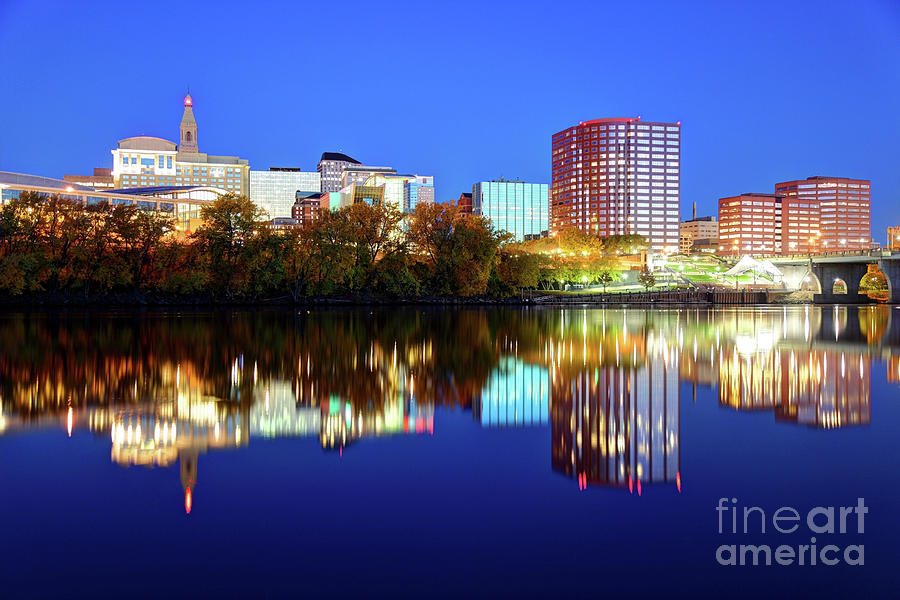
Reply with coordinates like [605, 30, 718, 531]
[527, 289, 771, 305]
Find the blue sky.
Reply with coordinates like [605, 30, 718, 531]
[1, 0, 898, 238]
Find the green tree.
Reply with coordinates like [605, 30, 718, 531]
[598, 271, 614, 293]
[638, 265, 656, 291]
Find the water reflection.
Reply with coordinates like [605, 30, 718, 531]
[0, 306, 897, 509]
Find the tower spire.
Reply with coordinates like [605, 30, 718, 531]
[179, 93, 198, 153]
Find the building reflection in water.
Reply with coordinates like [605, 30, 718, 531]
[474, 358, 549, 427]
[548, 313, 680, 493]
[0, 306, 896, 507]
[718, 347, 870, 428]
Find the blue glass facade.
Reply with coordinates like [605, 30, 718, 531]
[403, 177, 434, 213]
[472, 180, 549, 242]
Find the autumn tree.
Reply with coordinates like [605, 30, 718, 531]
[556, 227, 604, 255]
[497, 251, 544, 290]
[193, 194, 270, 297]
[602, 234, 649, 255]
[343, 202, 405, 291]
[407, 203, 506, 296]
[114, 206, 175, 291]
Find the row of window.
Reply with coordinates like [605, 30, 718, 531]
[554, 123, 678, 139]
[792, 183, 869, 189]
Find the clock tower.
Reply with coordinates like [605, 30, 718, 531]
[179, 93, 199, 154]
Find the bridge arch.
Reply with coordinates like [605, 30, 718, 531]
[832, 278, 848, 295]
[801, 272, 822, 294]
[859, 264, 890, 302]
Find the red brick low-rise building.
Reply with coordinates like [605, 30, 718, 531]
[718, 177, 872, 257]
[718, 193, 783, 256]
[456, 192, 473, 215]
[292, 193, 326, 227]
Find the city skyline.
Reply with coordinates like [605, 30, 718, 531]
[1, 0, 898, 241]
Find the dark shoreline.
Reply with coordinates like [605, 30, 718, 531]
[0, 293, 859, 308]
[0, 287, 884, 308]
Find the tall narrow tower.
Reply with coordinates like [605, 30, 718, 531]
[179, 94, 198, 153]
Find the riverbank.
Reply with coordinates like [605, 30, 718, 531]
[0, 288, 852, 307]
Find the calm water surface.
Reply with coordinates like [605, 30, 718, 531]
[0, 307, 898, 598]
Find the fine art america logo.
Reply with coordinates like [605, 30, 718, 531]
[715, 497, 867, 566]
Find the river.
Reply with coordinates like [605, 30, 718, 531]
[0, 307, 897, 597]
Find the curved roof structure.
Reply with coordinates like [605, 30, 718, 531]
[105, 185, 228, 197]
[117, 136, 177, 152]
[0, 170, 93, 191]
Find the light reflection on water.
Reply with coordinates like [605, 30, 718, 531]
[0, 306, 896, 514]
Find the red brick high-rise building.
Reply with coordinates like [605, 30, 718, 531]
[775, 176, 871, 253]
[551, 117, 681, 252]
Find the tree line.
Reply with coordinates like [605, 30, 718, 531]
[0, 192, 646, 301]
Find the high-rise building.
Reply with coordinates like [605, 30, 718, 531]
[775, 176, 871, 253]
[472, 179, 549, 242]
[403, 175, 434, 213]
[551, 117, 680, 251]
[317, 152, 361, 193]
[249, 168, 320, 218]
[718, 193, 783, 256]
[110, 95, 249, 194]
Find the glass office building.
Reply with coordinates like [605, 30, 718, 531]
[404, 176, 434, 213]
[250, 168, 321, 218]
[472, 179, 549, 242]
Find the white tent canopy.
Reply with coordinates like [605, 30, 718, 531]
[757, 259, 782, 278]
[722, 255, 783, 278]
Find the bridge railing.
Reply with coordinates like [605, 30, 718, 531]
[775, 249, 893, 260]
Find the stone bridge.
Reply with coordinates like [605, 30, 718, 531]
[770, 253, 900, 303]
